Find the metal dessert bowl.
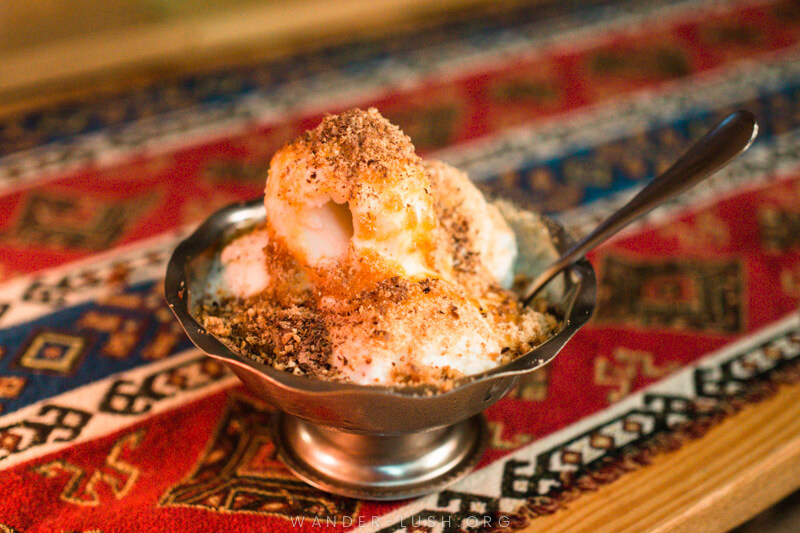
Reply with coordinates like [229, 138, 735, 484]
[165, 198, 596, 500]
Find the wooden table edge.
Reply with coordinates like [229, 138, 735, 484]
[519, 381, 800, 533]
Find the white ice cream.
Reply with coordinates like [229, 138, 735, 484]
[219, 228, 271, 298]
[212, 109, 543, 387]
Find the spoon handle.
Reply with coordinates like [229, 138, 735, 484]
[523, 109, 758, 304]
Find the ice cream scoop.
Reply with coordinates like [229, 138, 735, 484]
[264, 108, 453, 295]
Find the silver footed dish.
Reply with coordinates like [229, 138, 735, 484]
[165, 198, 596, 500]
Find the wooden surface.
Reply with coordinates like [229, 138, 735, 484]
[524, 382, 800, 533]
[0, 0, 522, 116]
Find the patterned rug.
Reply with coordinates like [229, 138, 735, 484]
[1, 0, 800, 531]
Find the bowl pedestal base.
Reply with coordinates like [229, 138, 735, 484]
[271, 411, 488, 500]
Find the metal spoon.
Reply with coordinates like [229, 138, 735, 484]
[523, 109, 759, 304]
